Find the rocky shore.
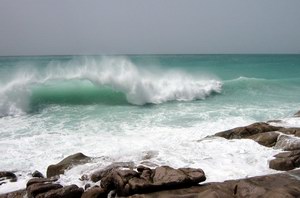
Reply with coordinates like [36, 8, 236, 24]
[1, 111, 300, 197]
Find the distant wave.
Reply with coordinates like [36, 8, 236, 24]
[226, 76, 268, 82]
[226, 76, 300, 83]
[0, 56, 222, 116]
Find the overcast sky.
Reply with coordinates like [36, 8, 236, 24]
[0, 0, 300, 55]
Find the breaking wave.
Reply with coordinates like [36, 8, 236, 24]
[0, 56, 222, 116]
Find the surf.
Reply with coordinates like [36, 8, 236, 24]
[0, 56, 222, 116]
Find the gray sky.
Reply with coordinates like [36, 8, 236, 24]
[0, 0, 300, 55]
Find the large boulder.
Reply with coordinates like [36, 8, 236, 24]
[248, 131, 279, 147]
[90, 162, 135, 182]
[214, 122, 281, 139]
[81, 187, 107, 198]
[98, 165, 206, 196]
[128, 169, 300, 198]
[47, 153, 91, 178]
[27, 183, 63, 198]
[0, 189, 26, 198]
[269, 150, 300, 171]
[274, 135, 300, 151]
[26, 177, 83, 198]
[35, 184, 83, 198]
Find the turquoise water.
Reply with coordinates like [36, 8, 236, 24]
[0, 55, 300, 192]
[1, 55, 299, 118]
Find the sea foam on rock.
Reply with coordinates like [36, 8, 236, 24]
[214, 122, 300, 171]
[0, 172, 17, 186]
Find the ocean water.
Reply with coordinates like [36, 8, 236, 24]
[0, 55, 300, 193]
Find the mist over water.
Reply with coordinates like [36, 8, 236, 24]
[0, 55, 300, 193]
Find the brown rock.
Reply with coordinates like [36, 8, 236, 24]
[274, 135, 300, 151]
[269, 158, 295, 171]
[279, 127, 300, 137]
[214, 122, 280, 139]
[140, 169, 152, 181]
[27, 183, 63, 198]
[0, 189, 26, 198]
[90, 162, 134, 182]
[269, 150, 300, 171]
[178, 168, 206, 184]
[99, 165, 206, 196]
[248, 131, 279, 147]
[47, 153, 91, 178]
[152, 166, 188, 185]
[128, 169, 300, 198]
[27, 178, 58, 188]
[104, 169, 140, 195]
[35, 184, 83, 198]
[81, 187, 108, 198]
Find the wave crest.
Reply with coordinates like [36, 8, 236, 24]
[0, 56, 222, 116]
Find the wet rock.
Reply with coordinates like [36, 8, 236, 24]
[99, 165, 206, 196]
[35, 184, 83, 198]
[274, 135, 300, 151]
[26, 177, 83, 198]
[137, 165, 151, 173]
[90, 162, 135, 182]
[269, 150, 300, 171]
[26, 177, 62, 198]
[248, 131, 279, 147]
[32, 170, 44, 178]
[279, 127, 300, 137]
[84, 183, 91, 190]
[0, 189, 26, 198]
[178, 168, 206, 184]
[214, 122, 300, 149]
[0, 171, 17, 183]
[128, 169, 300, 198]
[47, 153, 91, 178]
[81, 187, 108, 198]
[214, 122, 281, 139]
[27, 178, 58, 188]
[27, 183, 63, 198]
[101, 169, 140, 195]
[152, 166, 187, 185]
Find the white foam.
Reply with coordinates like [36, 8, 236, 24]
[0, 109, 281, 193]
[270, 117, 300, 128]
[0, 56, 222, 116]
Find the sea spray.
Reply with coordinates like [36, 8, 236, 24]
[0, 56, 222, 116]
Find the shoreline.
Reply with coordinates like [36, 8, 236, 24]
[1, 110, 300, 197]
